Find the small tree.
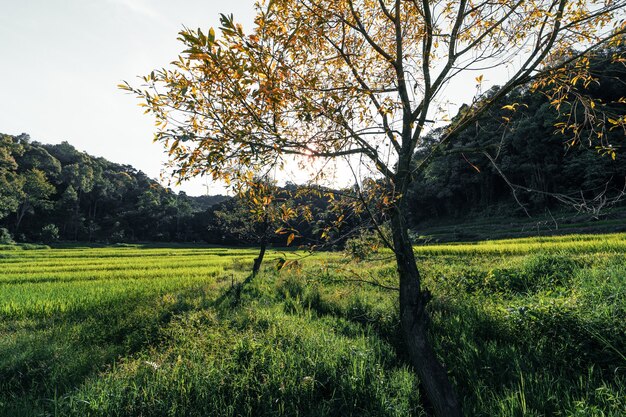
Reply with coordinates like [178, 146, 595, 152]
[39, 223, 60, 243]
[123, 1, 625, 414]
[0, 228, 14, 245]
[212, 180, 294, 276]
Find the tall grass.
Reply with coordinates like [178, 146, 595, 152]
[1, 234, 624, 416]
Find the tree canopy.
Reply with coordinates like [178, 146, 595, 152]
[123, 0, 624, 192]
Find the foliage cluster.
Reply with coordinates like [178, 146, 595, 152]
[343, 229, 384, 261]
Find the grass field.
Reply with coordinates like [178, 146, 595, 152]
[1, 234, 625, 416]
[412, 207, 626, 244]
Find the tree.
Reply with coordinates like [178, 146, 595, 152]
[0, 135, 23, 221]
[211, 179, 299, 276]
[61, 161, 95, 240]
[18, 145, 62, 181]
[14, 169, 55, 233]
[123, 1, 626, 415]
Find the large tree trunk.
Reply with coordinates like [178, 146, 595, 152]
[390, 206, 461, 417]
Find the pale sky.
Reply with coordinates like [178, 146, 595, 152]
[0, 0, 256, 196]
[0, 0, 511, 196]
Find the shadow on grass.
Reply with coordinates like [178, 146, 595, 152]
[0, 284, 215, 417]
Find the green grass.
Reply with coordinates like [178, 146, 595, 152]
[1, 234, 624, 416]
[413, 206, 626, 243]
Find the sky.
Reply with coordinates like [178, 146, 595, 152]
[0, 0, 511, 196]
[0, 0, 256, 196]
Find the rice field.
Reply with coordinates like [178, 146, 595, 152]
[412, 232, 626, 255]
[1, 234, 625, 416]
[0, 247, 260, 317]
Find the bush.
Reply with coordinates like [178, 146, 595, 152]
[344, 230, 383, 261]
[19, 243, 51, 250]
[110, 230, 125, 243]
[39, 224, 59, 243]
[0, 227, 15, 244]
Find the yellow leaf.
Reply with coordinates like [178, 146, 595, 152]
[287, 233, 295, 246]
[475, 75, 483, 83]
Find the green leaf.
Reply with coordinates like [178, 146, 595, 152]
[208, 27, 216, 44]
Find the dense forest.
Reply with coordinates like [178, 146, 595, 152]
[0, 135, 226, 243]
[408, 49, 626, 224]
[1, 51, 624, 245]
[0, 135, 345, 245]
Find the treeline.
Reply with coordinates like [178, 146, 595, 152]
[196, 184, 348, 248]
[2, 51, 624, 244]
[0, 135, 345, 246]
[0, 134, 227, 243]
[407, 48, 626, 225]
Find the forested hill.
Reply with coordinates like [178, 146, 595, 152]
[0, 134, 343, 246]
[2, 50, 624, 244]
[407, 49, 626, 228]
[0, 134, 227, 243]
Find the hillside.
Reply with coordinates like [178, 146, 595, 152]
[0, 134, 363, 247]
[0, 133, 227, 243]
[407, 49, 626, 231]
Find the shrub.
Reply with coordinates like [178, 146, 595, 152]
[110, 230, 125, 243]
[344, 229, 383, 261]
[0, 227, 14, 244]
[39, 224, 59, 243]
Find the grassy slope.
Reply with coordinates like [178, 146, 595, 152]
[1, 234, 624, 416]
[412, 207, 626, 243]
